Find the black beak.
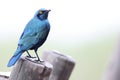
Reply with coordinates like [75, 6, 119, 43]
[47, 10, 51, 12]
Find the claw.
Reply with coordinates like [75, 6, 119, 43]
[35, 59, 44, 62]
[26, 55, 36, 58]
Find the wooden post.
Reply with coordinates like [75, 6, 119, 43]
[42, 50, 75, 80]
[9, 56, 53, 80]
[0, 74, 9, 80]
[102, 41, 120, 80]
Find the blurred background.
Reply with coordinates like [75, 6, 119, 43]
[0, 0, 120, 80]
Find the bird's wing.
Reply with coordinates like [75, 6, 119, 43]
[18, 19, 50, 51]
[19, 19, 36, 39]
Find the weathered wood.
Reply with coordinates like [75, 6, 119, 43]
[9, 56, 53, 80]
[102, 42, 120, 80]
[42, 50, 75, 80]
[0, 74, 9, 80]
[0, 72, 10, 77]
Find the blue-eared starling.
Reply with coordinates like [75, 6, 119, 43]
[7, 9, 51, 67]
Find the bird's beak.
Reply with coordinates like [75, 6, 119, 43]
[47, 10, 51, 12]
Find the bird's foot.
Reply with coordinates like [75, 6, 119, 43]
[35, 59, 44, 63]
[35, 59, 44, 62]
[26, 55, 36, 58]
[25, 56, 44, 64]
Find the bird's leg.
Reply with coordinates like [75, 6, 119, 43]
[34, 50, 43, 62]
[26, 51, 31, 57]
[26, 51, 36, 58]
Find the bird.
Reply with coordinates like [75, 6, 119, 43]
[7, 8, 51, 67]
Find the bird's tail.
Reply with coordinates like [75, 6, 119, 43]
[7, 49, 23, 67]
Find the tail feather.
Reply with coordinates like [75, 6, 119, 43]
[7, 51, 23, 67]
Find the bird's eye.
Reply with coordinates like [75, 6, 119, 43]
[39, 11, 43, 14]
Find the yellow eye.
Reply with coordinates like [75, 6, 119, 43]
[39, 11, 43, 14]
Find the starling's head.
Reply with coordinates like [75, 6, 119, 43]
[35, 8, 51, 20]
